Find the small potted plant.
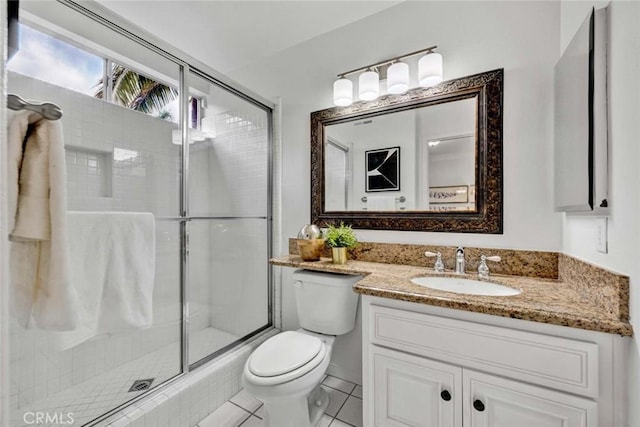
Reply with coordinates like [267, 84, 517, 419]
[324, 222, 358, 265]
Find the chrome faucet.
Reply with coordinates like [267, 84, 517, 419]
[455, 246, 465, 274]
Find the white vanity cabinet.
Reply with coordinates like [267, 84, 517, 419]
[371, 346, 462, 427]
[362, 296, 627, 427]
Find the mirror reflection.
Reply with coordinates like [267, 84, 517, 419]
[324, 97, 477, 212]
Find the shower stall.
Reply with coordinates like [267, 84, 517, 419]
[5, 1, 272, 426]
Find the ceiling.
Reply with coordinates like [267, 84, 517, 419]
[97, 1, 402, 74]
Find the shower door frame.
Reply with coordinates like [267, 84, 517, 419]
[29, 1, 275, 425]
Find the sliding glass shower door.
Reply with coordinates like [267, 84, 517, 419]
[187, 71, 271, 367]
[7, 2, 272, 426]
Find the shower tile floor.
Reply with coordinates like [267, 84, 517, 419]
[197, 375, 363, 427]
[12, 327, 238, 427]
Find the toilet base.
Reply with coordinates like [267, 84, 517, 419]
[261, 385, 328, 427]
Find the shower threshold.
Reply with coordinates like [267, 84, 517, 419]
[12, 327, 239, 427]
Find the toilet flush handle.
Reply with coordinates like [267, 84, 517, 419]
[293, 280, 303, 288]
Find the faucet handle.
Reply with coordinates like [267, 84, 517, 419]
[478, 255, 501, 278]
[424, 251, 445, 273]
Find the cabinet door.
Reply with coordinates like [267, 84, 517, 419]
[370, 345, 462, 427]
[464, 370, 597, 427]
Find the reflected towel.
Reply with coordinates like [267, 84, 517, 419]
[7, 110, 78, 330]
[366, 195, 397, 211]
[49, 212, 156, 351]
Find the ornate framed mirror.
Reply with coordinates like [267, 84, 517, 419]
[310, 68, 503, 233]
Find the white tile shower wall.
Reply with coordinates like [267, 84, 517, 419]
[207, 112, 268, 218]
[9, 72, 181, 215]
[188, 219, 213, 334]
[200, 112, 269, 337]
[208, 219, 269, 337]
[8, 73, 183, 412]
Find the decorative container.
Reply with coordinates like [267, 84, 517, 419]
[296, 238, 325, 261]
[331, 247, 348, 265]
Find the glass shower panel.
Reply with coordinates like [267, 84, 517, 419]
[8, 2, 183, 426]
[187, 71, 270, 365]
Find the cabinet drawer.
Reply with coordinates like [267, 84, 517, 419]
[370, 304, 599, 398]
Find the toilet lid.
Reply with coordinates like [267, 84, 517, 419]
[248, 331, 323, 377]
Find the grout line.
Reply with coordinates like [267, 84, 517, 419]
[228, 400, 254, 416]
[250, 402, 264, 419]
[238, 414, 257, 426]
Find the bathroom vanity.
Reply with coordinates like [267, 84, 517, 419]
[362, 296, 623, 427]
[271, 244, 631, 427]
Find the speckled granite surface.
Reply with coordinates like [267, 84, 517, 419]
[272, 252, 632, 336]
[289, 239, 559, 279]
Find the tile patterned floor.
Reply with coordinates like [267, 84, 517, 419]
[12, 327, 238, 427]
[197, 375, 363, 427]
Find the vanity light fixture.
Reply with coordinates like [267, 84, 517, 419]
[332, 45, 442, 106]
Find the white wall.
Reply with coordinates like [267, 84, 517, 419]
[230, 0, 562, 383]
[232, 0, 562, 252]
[559, 1, 640, 425]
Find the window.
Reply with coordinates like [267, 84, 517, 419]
[8, 24, 102, 95]
[8, 24, 181, 123]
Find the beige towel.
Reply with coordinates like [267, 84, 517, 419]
[7, 110, 78, 331]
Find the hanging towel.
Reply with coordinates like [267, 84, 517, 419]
[7, 110, 78, 331]
[49, 212, 156, 351]
[366, 195, 397, 211]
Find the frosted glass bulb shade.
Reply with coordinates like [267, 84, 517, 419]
[418, 52, 443, 87]
[359, 70, 379, 101]
[387, 62, 410, 94]
[333, 78, 353, 107]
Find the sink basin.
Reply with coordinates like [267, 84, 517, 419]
[410, 276, 521, 296]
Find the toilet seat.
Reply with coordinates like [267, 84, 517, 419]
[246, 331, 327, 386]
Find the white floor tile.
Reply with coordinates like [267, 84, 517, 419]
[351, 385, 362, 399]
[240, 415, 263, 426]
[253, 405, 264, 419]
[199, 401, 251, 427]
[322, 375, 356, 394]
[336, 396, 362, 427]
[322, 385, 348, 417]
[316, 414, 333, 427]
[230, 389, 263, 413]
[329, 418, 353, 427]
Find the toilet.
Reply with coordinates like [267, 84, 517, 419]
[241, 269, 361, 427]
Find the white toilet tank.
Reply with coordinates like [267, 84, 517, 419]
[292, 269, 361, 335]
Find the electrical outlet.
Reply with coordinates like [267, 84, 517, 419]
[596, 217, 608, 253]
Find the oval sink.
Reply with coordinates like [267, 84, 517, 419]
[410, 276, 521, 296]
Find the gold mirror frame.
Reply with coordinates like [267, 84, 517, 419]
[310, 68, 503, 233]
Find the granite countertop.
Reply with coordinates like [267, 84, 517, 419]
[271, 256, 633, 336]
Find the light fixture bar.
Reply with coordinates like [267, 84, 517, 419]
[337, 45, 438, 78]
